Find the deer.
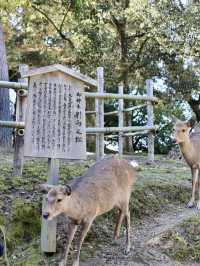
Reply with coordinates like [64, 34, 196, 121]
[40, 156, 138, 266]
[171, 116, 200, 209]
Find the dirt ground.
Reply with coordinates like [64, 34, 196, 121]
[82, 206, 200, 266]
[0, 152, 200, 266]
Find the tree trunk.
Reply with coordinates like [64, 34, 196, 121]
[118, 19, 133, 153]
[0, 24, 12, 150]
[111, 1, 133, 153]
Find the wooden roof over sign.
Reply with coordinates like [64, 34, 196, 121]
[23, 64, 97, 87]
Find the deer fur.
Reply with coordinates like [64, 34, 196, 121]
[41, 156, 137, 266]
[172, 116, 200, 209]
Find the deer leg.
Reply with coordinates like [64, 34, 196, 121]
[114, 209, 124, 240]
[187, 168, 198, 208]
[59, 222, 77, 266]
[72, 218, 94, 266]
[124, 209, 131, 255]
[196, 170, 200, 210]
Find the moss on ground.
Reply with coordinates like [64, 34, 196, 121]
[8, 198, 41, 248]
[160, 215, 200, 262]
[0, 154, 193, 265]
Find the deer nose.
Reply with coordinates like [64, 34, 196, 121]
[171, 138, 177, 145]
[43, 212, 49, 220]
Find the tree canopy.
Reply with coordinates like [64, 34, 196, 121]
[0, 0, 200, 153]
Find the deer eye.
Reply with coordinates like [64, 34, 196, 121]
[57, 199, 62, 203]
[182, 129, 186, 132]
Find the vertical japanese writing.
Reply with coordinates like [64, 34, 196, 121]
[57, 83, 62, 150]
[62, 84, 67, 152]
[74, 91, 83, 143]
[47, 82, 52, 149]
[41, 82, 47, 150]
[31, 82, 37, 145]
[67, 85, 73, 151]
[25, 75, 86, 159]
[36, 82, 42, 151]
[52, 83, 57, 150]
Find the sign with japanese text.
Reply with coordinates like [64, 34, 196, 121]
[24, 72, 86, 159]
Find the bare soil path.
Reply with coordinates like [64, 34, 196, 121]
[82, 206, 200, 266]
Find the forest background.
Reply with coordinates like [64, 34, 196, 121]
[0, 0, 200, 154]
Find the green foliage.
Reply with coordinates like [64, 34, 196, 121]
[8, 198, 41, 248]
[1, 0, 200, 152]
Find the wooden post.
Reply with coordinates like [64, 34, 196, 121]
[13, 64, 28, 176]
[118, 85, 124, 158]
[146, 79, 154, 162]
[0, 24, 12, 150]
[41, 158, 60, 252]
[95, 67, 104, 160]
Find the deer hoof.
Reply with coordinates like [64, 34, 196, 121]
[196, 201, 200, 210]
[123, 246, 131, 255]
[72, 260, 79, 266]
[59, 261, 66, 266]
[187, 200, 194, 208]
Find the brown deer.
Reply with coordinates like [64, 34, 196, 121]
[40, 156, 138, 266]
[172, 116, 200, 209]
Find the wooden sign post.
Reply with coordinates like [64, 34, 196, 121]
[23, 64, 97, 252]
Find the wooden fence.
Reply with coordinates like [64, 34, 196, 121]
[0, 65, 158, 176]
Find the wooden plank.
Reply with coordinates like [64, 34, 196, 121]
[0, 80, 28, 90]
[123, 104, 147, 112]
[13, 64, 29, 176]
[105, 130, 150, 138]
[23, 64, 97, 87]
[95, 96, 100, 159]
[118, 85, 123, 159]
[41, 158, 59, 252]
[98, 67, 104, 159]
[104, 110, 118, 116]
[0, 122, 158, 134]
[95, 67, 104, 160]
[123, 130, 149, 137]
[85, 92, 158, 102]
[0, 120, 25, 128]
[104, 104, 147, 116]
[146, 79, 155, 162]
[86, 110, 96, 114]
[87, 125, 157, 133]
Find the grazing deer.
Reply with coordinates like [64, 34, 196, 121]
[40, 156, 137, 266]
[172, 116, 200, 209]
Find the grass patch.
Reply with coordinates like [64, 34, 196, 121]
[160, 215, 200, 262]
[7, 198, 41, 250]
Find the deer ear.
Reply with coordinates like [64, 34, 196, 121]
[38, 184, 54, 193]
[63, 185, 71, 196]
[186, 118, 196, 128]
[171, 115, 180, 124]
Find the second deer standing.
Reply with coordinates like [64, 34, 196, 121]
[172, 117, 200, 209]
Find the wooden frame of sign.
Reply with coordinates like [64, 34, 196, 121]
[23, 64, 97, 252]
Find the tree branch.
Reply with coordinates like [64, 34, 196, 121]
[127, 36, 150, 72]
[31, 4, 75, 49]
[60, 4, 71, 33]
[128, 32, 146, 41]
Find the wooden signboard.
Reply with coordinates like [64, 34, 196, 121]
[24, 71, 86, 160]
